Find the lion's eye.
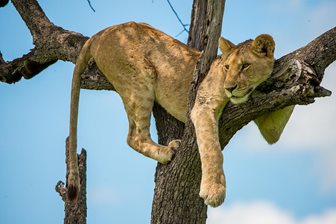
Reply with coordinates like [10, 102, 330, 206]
[242, 63, 250, 70]
[224, 64, 230, 70]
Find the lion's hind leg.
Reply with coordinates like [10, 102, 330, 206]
[117, 73, 178, 164]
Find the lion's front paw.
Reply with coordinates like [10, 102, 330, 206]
[157, 139, 181, 164]
[199, 180, 226, 207]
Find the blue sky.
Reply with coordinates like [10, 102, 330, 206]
[0, 0, 335, 223]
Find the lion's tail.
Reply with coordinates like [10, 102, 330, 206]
[67, 39, 92, 201]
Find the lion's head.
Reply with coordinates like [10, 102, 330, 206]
[219, 34, 275, 104]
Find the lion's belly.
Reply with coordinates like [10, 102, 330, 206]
[154, 74, 192, 123]
[155, 90, 188, 123]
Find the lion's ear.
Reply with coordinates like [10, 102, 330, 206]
[218, 37, 235, 58]
[251, 34, 275, 57]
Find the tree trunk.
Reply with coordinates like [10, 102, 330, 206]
[151, 1, 225, 223]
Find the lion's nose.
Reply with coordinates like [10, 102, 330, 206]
[225, 85, 237, 93]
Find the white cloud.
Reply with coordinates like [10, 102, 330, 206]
[316, 148, 336, 194]
[208, 201, 336, 224]
[302, 210, 336, 224]
[208, 202, 295, 224]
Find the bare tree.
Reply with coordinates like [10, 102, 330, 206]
[1, 0, 335, 224]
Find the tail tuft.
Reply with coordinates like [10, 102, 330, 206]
[66, 173, 80, 202]
[67, 183, 79, 201]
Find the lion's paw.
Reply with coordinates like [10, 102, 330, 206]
[157, 139, 181, 164]
[199, 181, 226, 207]
[168, 139, 181, 151]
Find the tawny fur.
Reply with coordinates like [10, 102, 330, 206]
[67, 22, 293, 206]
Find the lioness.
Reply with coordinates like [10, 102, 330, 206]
[67, 22, 293, 207]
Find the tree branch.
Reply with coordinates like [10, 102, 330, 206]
[0, 0, 89, 83]
[86, 0, 96, 12]
[166, 0, 189, 34]
[11, 0, 53, 44]
[0, 49, 57, 83]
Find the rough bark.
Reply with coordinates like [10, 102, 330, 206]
[187, 0, 208, 50]
[1, 0, 335, 224]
